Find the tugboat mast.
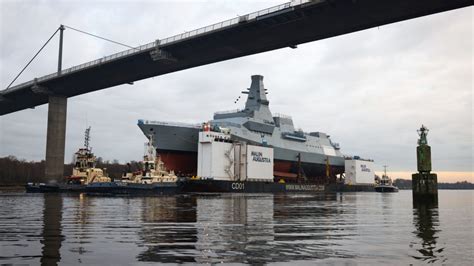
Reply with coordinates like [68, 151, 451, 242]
[143, 134, 157, 162]
[84, 126, 91, 151]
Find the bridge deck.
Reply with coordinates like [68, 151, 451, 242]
[1, 0, 471, 115]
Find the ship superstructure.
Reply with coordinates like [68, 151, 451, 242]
[67, 127, 111, 185]
[122, 135, 177, 184]
[138, 75, 344, 183]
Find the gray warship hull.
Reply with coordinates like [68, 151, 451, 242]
[139, 75, 345, 181]
[138, 122, 344, 178]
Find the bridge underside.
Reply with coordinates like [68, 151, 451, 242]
[1, 0, 471, 115]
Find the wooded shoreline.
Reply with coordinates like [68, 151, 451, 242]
[1, 156, 472, 188]
[0, 156, 126, 185]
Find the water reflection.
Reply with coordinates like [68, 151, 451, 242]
[194, 194, 275, 264]
[411, 199, 445, 263]
[135, 193, 356, 264]
[137, 196, 198, 263]
[2, 191, 472, 264]
[273, 193, 356, 261]
[41, 194, 64, 266]
[68, 193, 94, 259]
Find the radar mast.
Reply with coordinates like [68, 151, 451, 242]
[84, 126, 91, 151]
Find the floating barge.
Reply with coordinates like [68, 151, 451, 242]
[26, 130, 375, 194]
[26, 180, 373, 194]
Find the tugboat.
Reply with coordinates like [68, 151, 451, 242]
[375, 165, 399, 193]
[66, 127, 111, 185]
[26, 127, 110, 192]
[86, 135, 180, 195]
[122, 135, 178, 184]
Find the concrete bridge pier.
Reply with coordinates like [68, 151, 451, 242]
[44, 25, 67, 183]
[44, 96, 67, 183]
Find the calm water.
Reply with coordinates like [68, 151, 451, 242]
[0, 190, 472, 265]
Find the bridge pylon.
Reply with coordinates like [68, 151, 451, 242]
[44, 25, 67, 183]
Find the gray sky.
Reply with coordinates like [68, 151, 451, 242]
[0, 1, 472, 177]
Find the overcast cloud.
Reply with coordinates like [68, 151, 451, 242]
[0, 1, 472, 177]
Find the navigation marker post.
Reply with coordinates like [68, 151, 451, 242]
[412, 125, 438, 202]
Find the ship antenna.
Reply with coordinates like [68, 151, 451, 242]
[84, 126, 91, 151]
[234, 95, 241, 104]
[383, 165, 388, 176]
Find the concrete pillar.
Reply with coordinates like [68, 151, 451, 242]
[412, 173, 438, 201]
[44, 96, 67, 182]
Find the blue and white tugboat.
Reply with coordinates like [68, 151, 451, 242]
[375, 166, 399, 193]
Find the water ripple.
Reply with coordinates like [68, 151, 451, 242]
[0, 190, 473, 264]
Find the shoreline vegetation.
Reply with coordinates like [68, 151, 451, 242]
[0, 156, 126, 186]
[0, 156, 472, 189]
[393, 179, 474, 190]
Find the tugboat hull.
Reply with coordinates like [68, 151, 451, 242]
[25, 182, 180, 195]
[85, 182, 180, 195]
[375, 186, 399, 193]
[25, 183, 86, 193]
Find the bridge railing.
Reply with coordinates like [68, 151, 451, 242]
[155, 1, 304, 46]
[4, 0, 317, 93]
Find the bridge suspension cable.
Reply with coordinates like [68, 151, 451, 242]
[5, 26, 61, 90]
[63, 25, 138, 50]
[4, 24, 138, 91]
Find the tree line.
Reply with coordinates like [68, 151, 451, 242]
[2, 156, 472, 188]
[0, 156, 127, 186]
[394, 178, 474, 189]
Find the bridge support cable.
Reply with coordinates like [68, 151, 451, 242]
[63, 24, 139, 50]
[4, 26, 61, 91]
[4, 24, 138, 93]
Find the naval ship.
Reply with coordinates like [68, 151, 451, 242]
[138, 75, 344, 184]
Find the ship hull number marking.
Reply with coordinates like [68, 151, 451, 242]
[231, 183, 244, 190]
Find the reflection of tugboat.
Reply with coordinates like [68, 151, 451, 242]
[66, 127, 111, 185]
[122, 135, 177, 184]
[375, 165, 399, 192]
